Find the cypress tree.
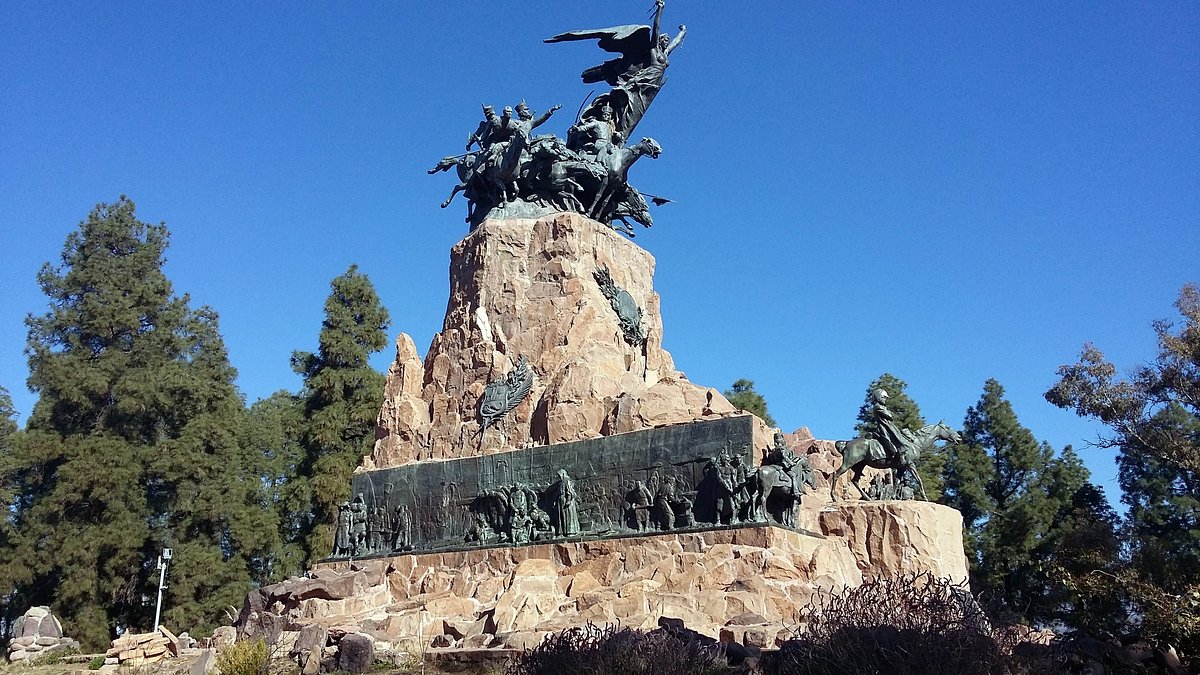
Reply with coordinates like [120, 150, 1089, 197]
[853, 373, 944, 500]
[293, 265, 390, 564]
[11, 198, 256, 647]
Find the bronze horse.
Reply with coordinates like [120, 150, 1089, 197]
[830, 421, 961, 501]
[749, 455, 815, 528]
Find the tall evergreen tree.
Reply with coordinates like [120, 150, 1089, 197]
[293, 265, 390, 564]
[0, 385, 23, 638]
[1034, 446, 1124, 632]
[853, 373, 944, 499]
[723, 379, 776, 427]
[9, 198, 258, 647]
[944, 379, 1058, 618]
[240, 391, 307, 584]
[1047, 285, 1200, 650]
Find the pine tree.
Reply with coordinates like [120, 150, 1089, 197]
[0, 386, 24, 638]
[1034, 446, 1124, 632]
[11, 198, 257, 647]
[944, 379, 1057, 618]
[240, 391, 307, 583]
[724, 379, 776, 427]
[294, 265, 390, 564]
[852, 373, 945, 499]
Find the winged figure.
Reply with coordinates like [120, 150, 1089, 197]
[545, 0, 686, 139]
[478, 355, 535, 439]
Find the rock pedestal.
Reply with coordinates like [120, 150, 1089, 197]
[265, 213, 975, 658]
[369, 213, 741, 469]
[239, 502, 967, 652]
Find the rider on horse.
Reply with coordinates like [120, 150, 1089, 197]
[871, 389, 913, 463]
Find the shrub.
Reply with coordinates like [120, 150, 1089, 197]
[776, 573, 1008, 675]
[88, 655, 106, 670]
[505, 623, 735, 675]
[216, 638, 271, 675]
[32, 646, 79, 665]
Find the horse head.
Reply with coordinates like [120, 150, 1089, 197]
[635, 137, 663, 159]
[933, 420, 962, 444]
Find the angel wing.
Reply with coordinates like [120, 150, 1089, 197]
[544, 24, 654, 86]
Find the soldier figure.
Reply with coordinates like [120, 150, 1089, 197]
[624, 480, 653, 531]
[334, 501, 352, 557]
[466, 104, 500, 151]
[349, 494, 368, 555]
[712, 451, 738, 525]
[392, 503, 412, 551]
[871, 389, 911, 463]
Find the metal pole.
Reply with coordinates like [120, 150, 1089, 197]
[153, 555, 168, 629]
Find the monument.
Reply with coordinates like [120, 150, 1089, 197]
[236, 3, 970, 656]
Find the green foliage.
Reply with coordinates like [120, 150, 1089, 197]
[240, 391, 308, 584]
[294, 265, 390, 565]
[723, 379, 775, 427]
[853, 373, 945, 500]
[88, 655, 106, 669]
[32, 646, 80, 665]
[216, 638, 271, 675]
[5, 198, 261, 648]
[1046, 284, 1200, 654]
[942, 379, 1113, 627]
[0, 385, 24, 634]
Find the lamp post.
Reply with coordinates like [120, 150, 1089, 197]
[153, 548, 171, 630]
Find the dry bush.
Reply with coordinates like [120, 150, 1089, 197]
[776, 573, 1010, 675]
[504, 623, 735, 675]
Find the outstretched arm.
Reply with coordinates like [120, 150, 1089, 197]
[651, 0, 664, 43]
[532, 104, 562, 129]
[667, 24, 686, 55]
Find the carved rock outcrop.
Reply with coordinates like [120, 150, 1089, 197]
[370, 213, 737, 469]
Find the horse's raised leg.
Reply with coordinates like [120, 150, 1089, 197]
[441, 184, 465, 209]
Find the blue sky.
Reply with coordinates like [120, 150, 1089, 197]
[2, 2, 1197, 507]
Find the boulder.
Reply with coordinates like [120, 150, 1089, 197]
[190, 649, 217, 675]
[290, 624, 328, 675]
[336, 633, 374, 674]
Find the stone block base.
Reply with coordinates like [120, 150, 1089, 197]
[238, 501, 966, 652]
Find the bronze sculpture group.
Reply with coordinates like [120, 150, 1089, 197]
[430, 0, 685, 235]
[830, 389, 962, 501]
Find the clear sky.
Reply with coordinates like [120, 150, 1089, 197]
[2, 2, 1197, 507]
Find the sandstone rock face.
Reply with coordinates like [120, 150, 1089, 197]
[370, 213, 738, 469]
[239, 502, 965, 652]
[819, 501, 969, 583]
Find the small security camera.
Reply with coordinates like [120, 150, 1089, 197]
[162, 548, 172, 560]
